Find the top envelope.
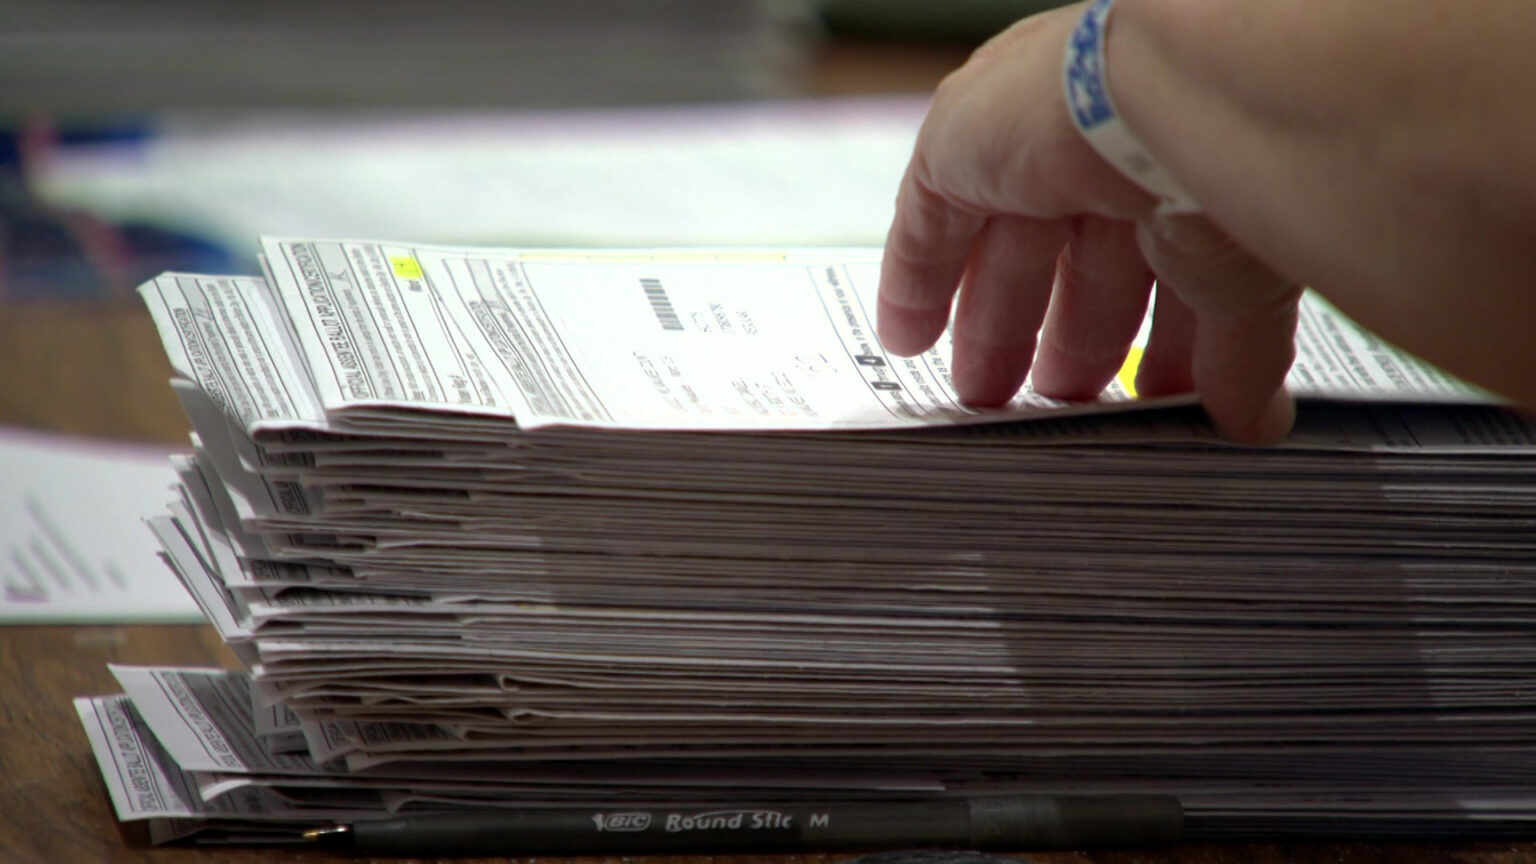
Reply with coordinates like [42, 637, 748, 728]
[140, 238, 1490, 436]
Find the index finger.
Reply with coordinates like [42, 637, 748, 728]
[877, 162, 986, 357]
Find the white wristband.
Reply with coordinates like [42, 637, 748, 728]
[1064, 0, 1201, 213]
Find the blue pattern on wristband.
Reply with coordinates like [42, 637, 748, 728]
[1065, 0, 1117, 131]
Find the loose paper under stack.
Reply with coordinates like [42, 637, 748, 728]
[79, 238, 1536, 845]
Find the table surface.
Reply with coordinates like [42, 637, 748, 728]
[2, 35, 1533, 864]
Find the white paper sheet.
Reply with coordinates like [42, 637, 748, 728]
[34, 98, 928, 252]
[0, 427, 202, 623]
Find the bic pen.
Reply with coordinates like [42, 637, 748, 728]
[302, 794, 1183, 857]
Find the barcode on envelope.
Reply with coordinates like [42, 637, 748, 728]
[640, 278, 683, 331]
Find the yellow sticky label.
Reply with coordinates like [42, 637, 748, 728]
[1116, 346, 1144, 398]
[390, 255, 423, 280]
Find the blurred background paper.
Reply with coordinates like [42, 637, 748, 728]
[30, 97, 927, 261]
[0, 427, 201, 623]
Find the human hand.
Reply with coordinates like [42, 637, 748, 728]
[877, 2, 1302, 444]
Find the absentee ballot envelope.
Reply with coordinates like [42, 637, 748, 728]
[73, 238, 1536, 844]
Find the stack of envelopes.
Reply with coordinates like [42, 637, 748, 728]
[77, 238, 1536, 844]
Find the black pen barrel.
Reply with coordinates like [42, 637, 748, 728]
[346, 795, 1183, 857]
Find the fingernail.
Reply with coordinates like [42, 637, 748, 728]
[952, 338, 1032, 408]
[1228, 389, 1295, 445]
[876, 296, 946, 357]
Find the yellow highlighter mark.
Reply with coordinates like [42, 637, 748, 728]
[1116, 346, 1144, 398]
[390, 255, 424, 280]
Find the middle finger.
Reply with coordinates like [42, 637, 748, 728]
[950, 214, 1073, 406]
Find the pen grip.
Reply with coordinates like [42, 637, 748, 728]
[347, 795, 1182, 856]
